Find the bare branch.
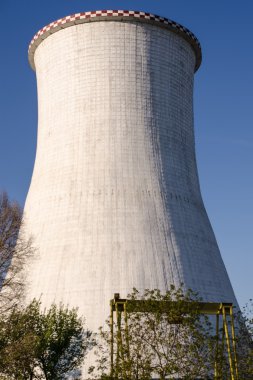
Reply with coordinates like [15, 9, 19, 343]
[0, 192, 35, 315]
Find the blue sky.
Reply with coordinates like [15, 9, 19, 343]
[0, 0, 252, 308]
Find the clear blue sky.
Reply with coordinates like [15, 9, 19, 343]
[0, 0, 252, 308]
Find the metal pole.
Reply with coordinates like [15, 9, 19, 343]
[124, 302, 131, 361]
[222, 306, 235, 380]
[116, 302, 127, 379]
[116, 302, 120, 374]
[230, 306, 239, 380]
[110, 300, 114, 378]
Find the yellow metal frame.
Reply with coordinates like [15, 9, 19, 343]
[110, 293, 239, 380]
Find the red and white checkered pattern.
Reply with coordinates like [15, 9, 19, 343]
[28, 10, 202, 71]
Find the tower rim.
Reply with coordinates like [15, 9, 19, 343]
[28, 9, 202, 72]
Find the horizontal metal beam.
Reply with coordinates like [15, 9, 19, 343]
[111, 294, 233, 316]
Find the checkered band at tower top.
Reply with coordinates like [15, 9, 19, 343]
[28, 10, 202, 71]
[23, 10, 238, 375]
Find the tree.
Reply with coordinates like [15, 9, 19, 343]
[36, 303, 93, 380]
[0, 191, 34, 314]
[0, 301, 40, 379]
[90, 286, 216, 379]
[0, 301, 93, 379]
[235, 299, 253, 379]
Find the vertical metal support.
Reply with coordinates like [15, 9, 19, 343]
[222, 306, 235, 380]
[110, 300, 114, 378]
[124, 302, 130, 362]
[215, 312, 220, 379]
[116, 302, 121, 372]
[230, 306, 239, 380]
[116, 303, 127, 378]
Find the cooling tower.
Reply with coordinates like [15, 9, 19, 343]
[25, 10, 238, 333]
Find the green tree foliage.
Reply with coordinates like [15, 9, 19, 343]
[0, 301, 39, 379]
[235, 299, 253, 378]
[0, 301, 93, 379]
[36, 303, 92, 380]
[90, 286, 217, 379]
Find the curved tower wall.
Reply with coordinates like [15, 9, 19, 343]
[24, 11, 238, 331]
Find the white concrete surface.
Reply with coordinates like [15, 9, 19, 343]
[23, 17, 238, 375]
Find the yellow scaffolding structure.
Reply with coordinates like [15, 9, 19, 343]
[110, 293, 239, 380]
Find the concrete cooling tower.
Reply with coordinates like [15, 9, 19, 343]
[25, 10, 238, 333]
